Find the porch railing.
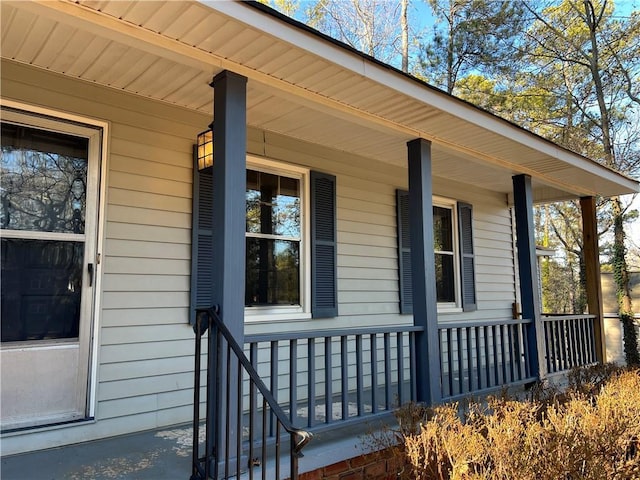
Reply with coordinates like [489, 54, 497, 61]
[190, 312, 596, 477]
[439, 318, 537, 401]
[542, 314, 597, 374]
[245, 319, 539, 427]
[244, 325, 423, 431]
[191, 306, 312, 480]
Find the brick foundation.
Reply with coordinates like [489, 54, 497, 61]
[299, 448, 400, 480]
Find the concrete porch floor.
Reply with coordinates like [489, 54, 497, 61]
[1, 419, 380, 480]
[1, 424, 195, 480]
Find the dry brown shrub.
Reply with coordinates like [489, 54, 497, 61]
[383, 368, 640, 480]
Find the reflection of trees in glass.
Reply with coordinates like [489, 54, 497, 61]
[245, 239, 300, 306]
[1, 124, 88, 234]
[246, 170, 300, 236]
[274, 240, 299, 304]
[433, 206, 454, 302]
[245, 168, 301, 307]
[433, 206, 452, 252]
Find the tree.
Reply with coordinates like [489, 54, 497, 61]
[263, 0, 415, 71]
[519, 0, 640, 365]
[418, 0, 525, 95]
[400, 0, 409, 72]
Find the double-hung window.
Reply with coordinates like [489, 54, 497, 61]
[433, 199, 457, 307]
[397, 190, 476, 313]
[190, 155, 337, 323]
[245, 161, 307, 317]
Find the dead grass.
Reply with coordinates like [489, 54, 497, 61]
[377, 366, 640, 480]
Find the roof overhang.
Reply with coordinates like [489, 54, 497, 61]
[1, 0, 637, 203]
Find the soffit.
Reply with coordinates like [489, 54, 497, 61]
[1, 0, 637, 203]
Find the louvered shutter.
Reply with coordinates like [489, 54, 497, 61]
[397, 190, 413, 314]
[458, 202, 476, 312]
[311, 171, 337, 318]
[189, 150, 214, 324]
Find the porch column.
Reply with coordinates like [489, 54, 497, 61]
[211, 71, 247, 341]
[408, 138, 441, 404]
[512, 174, 545, 378]
[210, 70, 247, 473]
[580, 196, 605, 362]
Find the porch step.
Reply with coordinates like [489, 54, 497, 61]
[236, 414, 395, 480]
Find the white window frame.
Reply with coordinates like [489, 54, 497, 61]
[244, 156, 311, 322]
[433, 196, 462, 313]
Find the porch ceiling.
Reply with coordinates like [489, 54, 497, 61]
[1, 0, 637, 203]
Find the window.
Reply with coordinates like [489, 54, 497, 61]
[433, 202, 456, 305]
[1, 122, 89, 341]
[245, 162, 305, 313]
[190, 156, 337, 322]
[397, 190, 476, 313]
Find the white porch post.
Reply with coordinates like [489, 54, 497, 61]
[407, 138, 442, 404]
[512, 174, 545, 378]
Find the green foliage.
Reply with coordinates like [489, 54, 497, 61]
[621, 313, 640, 366]
[519, 1, 640, 171]
[419, 0, 525, 94]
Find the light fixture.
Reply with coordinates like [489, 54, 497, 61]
[196, 126, 213, 171]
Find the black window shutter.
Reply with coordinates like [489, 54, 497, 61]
[189, 149, 214, 324]
[397, 190, 413, 314]
[311, 171, 337, 318]
[458, 202, 477, 312]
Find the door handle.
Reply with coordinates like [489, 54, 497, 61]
[88, 263, 94, 287]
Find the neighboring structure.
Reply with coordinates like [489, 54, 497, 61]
[1, 1, 638, 473]
[602, 272, 640, 365]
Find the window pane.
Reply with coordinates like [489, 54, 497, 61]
[1, 238, 83, 342]
[246, 170, 261, 234]
[1, 123, 88, 234]
[274, 176, 300, 237]
[246, 238, 300, 306]
[246, 170, 300, 237]
[435, 253, 455, 303]
[433, 206, 453, 252]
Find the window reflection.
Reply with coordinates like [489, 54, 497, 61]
[246, 168, 301, 308]
[435, 253, 455, 303]
[245, 238, 300, 306]
[246, 170, 300, 237]
[1, 123, 88, 234]
[433, 205, 455, 303]
[433, 206, 453, 252]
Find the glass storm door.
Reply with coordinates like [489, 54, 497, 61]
[0, 109, 101, 430]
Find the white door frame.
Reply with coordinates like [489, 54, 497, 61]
[0, 99, 109, 425]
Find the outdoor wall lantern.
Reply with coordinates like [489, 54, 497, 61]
[196, 126, 213, 171]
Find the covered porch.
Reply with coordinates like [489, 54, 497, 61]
[1, 1, 638, 479]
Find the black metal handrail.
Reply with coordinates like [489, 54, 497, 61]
[191, 306, 312, 480]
